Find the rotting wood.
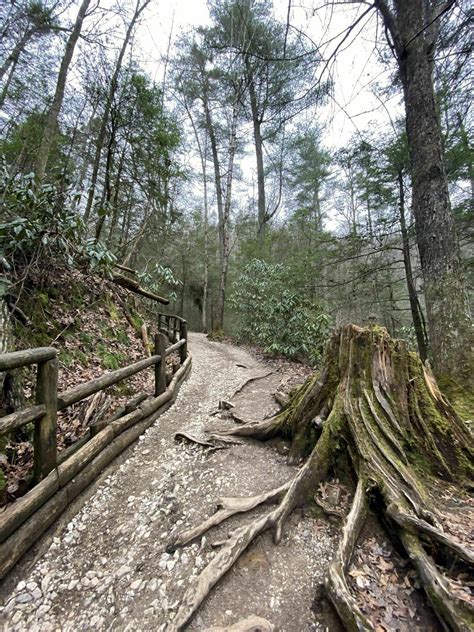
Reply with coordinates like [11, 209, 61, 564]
[112, 271, 169, 305]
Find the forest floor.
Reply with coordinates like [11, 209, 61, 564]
[0, 333, 447, 631]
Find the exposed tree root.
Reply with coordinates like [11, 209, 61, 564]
[169, 325, 474, 632]
[325, 475, 374, 632]
[230, 370, 274, 398]
[168, 482, 290, 551]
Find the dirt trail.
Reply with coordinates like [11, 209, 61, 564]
[0, 333, 336, 632]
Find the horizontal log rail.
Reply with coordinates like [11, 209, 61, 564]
[0, 311, 190, 577]
[0, 312, 188, 487]
[0, 348, 57, 371]
[0, 355, 192, 579]
[57, 355, 160, 410]
[0, 405, 46, 435]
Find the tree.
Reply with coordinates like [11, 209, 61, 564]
[370, 0, 472, 381]
[383, 130, 429, 361]
[208, 0, 324, 248]
[0, 1, 63, 84]
[83, 0, 152, 226]
[35, 0, 92, 183]
[174, 36, 243, 332]
[286, 126, 331, 232]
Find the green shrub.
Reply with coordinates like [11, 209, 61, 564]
[0, 165, 116, 273]
[229, 259, 330, 365]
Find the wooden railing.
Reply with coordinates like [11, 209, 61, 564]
[0, 312, 190, 578]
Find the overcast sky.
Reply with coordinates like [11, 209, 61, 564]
[136, 0, 403, 147]
[130, 0, 404, 228]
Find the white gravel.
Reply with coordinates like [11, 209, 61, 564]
[0, 333, 336, 632]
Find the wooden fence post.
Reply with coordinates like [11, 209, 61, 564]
[154, 333, 167, 396]
[33, 356, 58, 483]
[170, 316, 175, 342]
[180, 320, 188, 364]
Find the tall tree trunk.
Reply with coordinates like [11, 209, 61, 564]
[201, 142, 210, 334]
[215, 102, 238, 332]
[312, 185, 322, 233]
[106, 144, 127, 247]
[377, 0, 473, 381]
[0, 56, 20, 109]
[202, 96, 224, 261]
[398, 170, 428, 361]
[246, 63, 266, 250]
[83, 0, 150, 223]
[0, 29, 33, 82]
[95, 112, 117, 241]
[184, 99, 210, 333]
[35, 0, 92, 183]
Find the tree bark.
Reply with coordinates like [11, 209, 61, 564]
[215, 101, 238, 333]
[35, 0, 92, 183]
[246, 66, 266, 250]
[377, 0, 473, 381]
[184, 99, 210, 333]
[171, 324, 474, 632]
[0, 29, 33, 82]
[398, 169, 428, 361]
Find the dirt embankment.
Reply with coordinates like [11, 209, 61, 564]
[1, 266, 165, 504]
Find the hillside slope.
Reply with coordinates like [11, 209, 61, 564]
[1, 265, 173, 504]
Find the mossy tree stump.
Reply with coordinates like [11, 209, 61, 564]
[169, 324, 473, 632]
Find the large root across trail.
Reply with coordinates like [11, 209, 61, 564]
[168, 324, 474, 632]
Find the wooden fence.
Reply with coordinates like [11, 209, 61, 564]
[0, 312, 190, 579]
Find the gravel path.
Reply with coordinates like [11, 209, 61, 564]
[0, 333, 336, 632]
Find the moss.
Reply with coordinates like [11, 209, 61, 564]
[37, 292, 49, 307]
[97, 343, 126, 370]
[59, 350, 76, 367]
[75, 350, 88, 365]
[437, 375, 474, 425]
[208, 328, 225, 342]
[108, 328, 130, 347]
[128, 308, 144, 334]
[78, 332, 94, 348]
[105, 296, 121, 322]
